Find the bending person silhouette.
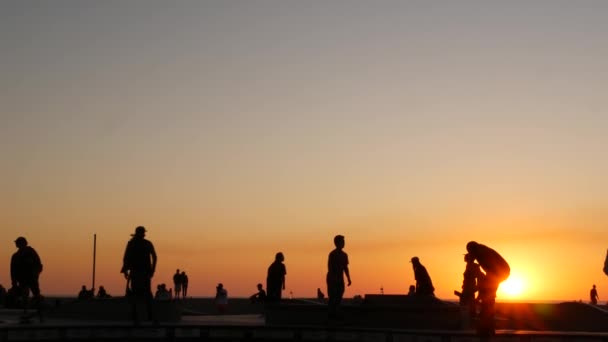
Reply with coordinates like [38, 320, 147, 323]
[466, 241, 510, 337]
[121, 226, 158, 324]
[266, 252, 286, 303]
[11, 236, 43, 322]
[410, 257, 435, 296]
[327, 235, 352, 321]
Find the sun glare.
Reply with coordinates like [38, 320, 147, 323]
[499, 275, 525, 299]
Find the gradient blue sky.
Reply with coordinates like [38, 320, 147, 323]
[2, 1, 608, 299]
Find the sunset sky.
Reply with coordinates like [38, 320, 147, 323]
[2, 1, 608, 301]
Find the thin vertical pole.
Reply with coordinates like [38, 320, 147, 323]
[92, 233, 97, 291]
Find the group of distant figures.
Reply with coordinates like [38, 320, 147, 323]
[77, 285, 111, 300]
[4, 227, 608, 334]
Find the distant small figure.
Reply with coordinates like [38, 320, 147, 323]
[317, 288, 325, 301]
[181, 271, 189, 299]
[266, 252, 286, 303]
[78, 285, 94, 300]
[466, 241, 510, 337]
[214, 283, 228, 314]
[97, 286, 110, 299]
[120, 226, 158, 324]
[11, 236, 44, 321]
[327, 234, 352, 320]
[407, 285, 416, 295]
[250, 283, 267, 303]
[173, 269, 182, 300]
[590, 284, 599, 305]
[410, 257, 435, 296]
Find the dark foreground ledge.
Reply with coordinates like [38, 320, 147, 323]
[3, 324, 608, 342]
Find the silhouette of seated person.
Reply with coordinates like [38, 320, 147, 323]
[407, 284, 416, 296]
[97, 286, 111, 299]
[250, 283, 267, 303]
[78, 285, 94, 300]
[410, 257, 435, 296]
[155, 284, 172, 301]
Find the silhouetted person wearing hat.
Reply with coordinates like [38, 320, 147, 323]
[121, 226, 157, 324]
[466, 241, 510, 337]
[11, 236, 43, 322]
[266, 252, 286, 303]
[410, 257, 435, 296]
[327, 235, 351, 320]
[590, 284, 599, 305]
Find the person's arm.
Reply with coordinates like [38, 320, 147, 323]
[10, 255, 17, 287]
[344, 266, 351, 286]
[150, 242, 158, 277]
[120, 244, 130, 279]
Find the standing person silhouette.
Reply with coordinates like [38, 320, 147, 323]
[327, 235, 351, 321]
[121, 226, 157, 325]
[266, 252, 286, 303]
[590, 284, 599, 304]
[459, 253, 483, 327]
[181, 271, 189, 299]
[11, 236, 43, 322]
[410, 257, 435, 296]
[173, 269, 182, 300]
[466, 241, 510, 337]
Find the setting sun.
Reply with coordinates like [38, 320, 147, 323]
[499, 275, 525, 299]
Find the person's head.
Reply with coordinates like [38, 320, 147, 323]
[334, 235, 345, 249]
[275, 252, 284, 262]
[257, 283, 263, 290]
[466, 241, 479, 254]
[81, 285, 86, 290]
[176, 269, 180, 273]
[593, 284, 596, 288]
[181, 271, 186, 275]
[132, 226, 146, 238]
[410, 256, 420, 265]
[217, 283, 223, 290]
[14, 236, 27, 248]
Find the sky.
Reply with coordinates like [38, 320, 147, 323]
[1, 1, 608, 301]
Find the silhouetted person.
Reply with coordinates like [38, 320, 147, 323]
[97, 286, 110, 299]
[466, 241, 510, 337]
[317, 288, 325, 301]
[410, 257, 435, 296]
[459, 253, 483, 327]
[155, 284, 171, 301]
[250, 283, 267, 303]
[120, 226, 157, 324]
[590, 285, 599, 305]
[181, 271, 189, 299]
[408, 285, 416, 295]
[173, 269, 182, 300]
[0, 284, 6, 306]
[214, 283, 228, 314]
[11, 236, 43, 321]
[327, 235, 351, 320]
[78, 285, 94, 300]
[266, 252, 286, 303]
